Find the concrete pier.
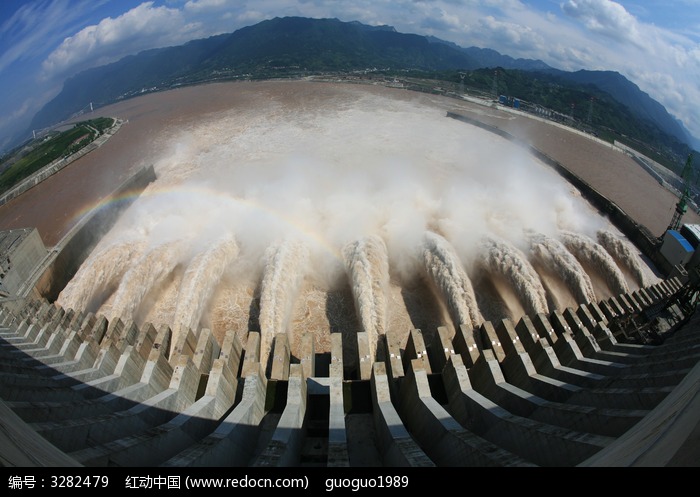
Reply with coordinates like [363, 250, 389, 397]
[328, 363, 349, 467]
[384, 328, 405, 380]
[254, 364, 307, 467]
[397, 358, 533, 467]
[442, 354, 613, 466]
[356, 332, 372, 380]
[270, 333, 290, 381]
[370, 362, 434, 467]
[453, 323, 482, 367]
[163, 362, 267, 467]
[0, 272, 698, 467]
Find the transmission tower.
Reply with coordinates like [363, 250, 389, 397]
[667, 153, 694, 233]
[587, 97, 595, 124]
[459, 72, 466, 94]
[491, 70, 498, 97]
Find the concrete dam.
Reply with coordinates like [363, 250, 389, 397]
[1, 273, 698, 467]
[0, 81, 698, 468]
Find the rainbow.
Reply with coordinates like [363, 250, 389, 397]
[67, 182, 346, 264]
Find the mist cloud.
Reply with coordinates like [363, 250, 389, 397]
[56, 83, 655, 359]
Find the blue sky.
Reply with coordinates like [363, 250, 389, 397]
[1, 0, 700, 151]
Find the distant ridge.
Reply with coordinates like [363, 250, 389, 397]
[26, 16, 697, 155]
[542, 68, 696, 149]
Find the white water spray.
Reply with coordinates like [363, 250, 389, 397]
[421, 231, 483, 330]
[560, 230, 629, 296]
[342, 235, 390, 363]
[57, 240, 145, 313]
[172, 232, 240, 336]
[597, 229, 651, 288]
[527, 231, 597, 304]
[106, 239, 187, 323]
[476, 235, 550, 316]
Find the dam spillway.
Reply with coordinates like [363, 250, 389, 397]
[0, 81, 698, 468]
[1, 276, 698, 467]
[50, 83, 665, 370]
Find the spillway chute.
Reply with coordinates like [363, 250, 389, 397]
[259, 237, 310, 369]
[421, 231, 482, 330]
[342, 234, 390, 364]
[526, 231, 597, 305]
[597, 229, 653, 288]
[560, 230, 629, 297]
[172, 232, 240, 342]
[475, 234, 549, 317]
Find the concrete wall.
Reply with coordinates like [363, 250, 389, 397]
[0, 229, 48, 296]
[32, 164, 156, 302]
[0, 274, 698, 467]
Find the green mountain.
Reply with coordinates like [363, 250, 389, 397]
[544, 68, 696, 150]
[27, 16, 698, 164]
[434, 67, 693, 169]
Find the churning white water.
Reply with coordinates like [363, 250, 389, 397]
[172, 232, 240, 337]
[56, 82, 659, 366]
[58, 239, 146, 314]
[559, 230, 631, 297]
[527, 231, 597, 305]
[421, 230, 483, 330]
[342, 234, 390, 364]
[596, 229, 651, 288]
[259, 237, 310, 368]
[475, 235, 550, 316]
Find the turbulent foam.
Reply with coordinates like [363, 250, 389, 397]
[172, 233, 240, 337]
[106, 239, 187, 323]
[259, 238, 310, 368]
[421, 231, 482, 330]
[476, 235, 549, 316]
[560, 230, 629, 295]
[597, 229, 650, 288]
[55, 84, 658, 353]
[527, 231, 597, 304]
[57, 240, 145, 313]
[342, 235, 390, 363]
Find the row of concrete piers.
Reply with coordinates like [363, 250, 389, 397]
[0, 275, 698, 467]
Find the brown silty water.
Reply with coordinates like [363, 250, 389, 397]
[0, 80, 686, 374]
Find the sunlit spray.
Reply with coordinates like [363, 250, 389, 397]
[475, 234, 549, 316]
[57, 83, 652, 352]
[342, 235, 390, 364]
[173, 232, 240, 339]
[560, 230, 629, 295]
[259, 237, 310, 368]
[421, 231, 482, 330]
[597, 229, 651, 288]
[527, 230, 596, 304]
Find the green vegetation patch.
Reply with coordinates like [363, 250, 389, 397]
[0, 117, 114, 194]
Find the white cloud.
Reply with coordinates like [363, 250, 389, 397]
[473, 15, 546, 53]
[576, 9, 700, 140]
[419, 8, 463, 33]
[41, 2, 202, 79]
[561, 0, 643, 47]
[0, 99, 33, 130]
[3, 0, 700, 147]
[185, 0, 229, 12]
[0, 0, 103, 73]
